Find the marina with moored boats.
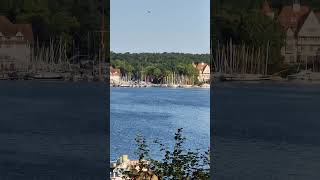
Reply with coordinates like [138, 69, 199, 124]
[211, 40, 320, 83]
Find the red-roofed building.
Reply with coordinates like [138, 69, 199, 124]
[110, 66, 121, 84]
[277, 1, 320, 67]
[0, 16, 33, 71]
[193, 62, 210, 82]
[278, 2, 310, 31]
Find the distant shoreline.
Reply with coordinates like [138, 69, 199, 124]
[2, 79, 320, 85]
[111, 84, 210, 89]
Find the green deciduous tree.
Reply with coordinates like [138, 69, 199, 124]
[110, 52, 208, 84]
[130, 129, 210, 180]
[0, 0, 106, 57]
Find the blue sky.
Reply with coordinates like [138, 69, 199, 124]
[111, 0, 210, 54]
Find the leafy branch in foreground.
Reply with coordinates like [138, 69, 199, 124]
[127, 128, 210, 180]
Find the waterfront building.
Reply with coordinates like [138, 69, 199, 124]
[110, 155, 158, 180]
[0, 16, 33, 71]
[277, 0, 320, 69]
[110, 66, 121, 84]
[193, 62, 210, 82]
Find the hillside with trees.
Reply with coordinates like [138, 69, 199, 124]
[110, 52, 210, 84]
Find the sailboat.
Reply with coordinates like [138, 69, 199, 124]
[214, 41, 272, 82]
[288, 57, 320, 81]
[167, 72, 178, 88]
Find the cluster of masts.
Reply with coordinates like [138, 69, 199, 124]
[28, 37, 71, 73]
[120, 72, 197, 85]
[213, 39, 270, 76]
[163, 73, 196, 85]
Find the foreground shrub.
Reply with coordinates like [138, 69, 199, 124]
[126, 128, 210, 180]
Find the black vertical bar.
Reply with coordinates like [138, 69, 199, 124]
[210, 0, 214, 179]
[105, 0, 111, 177]
[211, 0, 222, 178]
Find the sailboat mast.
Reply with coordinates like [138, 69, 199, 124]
[99, 0, 105, 81]
[265, 41, 270, 76]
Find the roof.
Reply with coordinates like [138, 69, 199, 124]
[195, 62, 209, 73]
[278, 5, 310, 31]
[295, 11, 311, 35]
[110, 66, 121, 75]
[0, 16, 11, 24]
[262, 0, 272, 14]
[0, 16, 34, 42]
[297, 10, 320, 37]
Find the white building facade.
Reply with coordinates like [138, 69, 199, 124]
[194, 62, 211, 82]
[276, 1, 320, 71]
[110, 66, 121, 84]
[0, 16, 33, 72]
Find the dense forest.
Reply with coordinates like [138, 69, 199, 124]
[110, 52, 210, 83]
[213, 9, 285, 73]
[0, 0, 108, 60]
[217, 0, 320, 11]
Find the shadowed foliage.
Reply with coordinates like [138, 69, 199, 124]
[126, 128, 210, 180]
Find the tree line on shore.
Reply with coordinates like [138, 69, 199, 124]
[110, 52, 210, 84]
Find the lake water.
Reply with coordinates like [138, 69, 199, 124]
[4, 81, 318, 179]
[213, 82, 320, 180]
[0, 81, 107, 180]
[110, 88, 210, 161]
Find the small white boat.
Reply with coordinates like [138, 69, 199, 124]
[168, 84, 179, 88]
[288, 70, 320, 81]
[160, 84, 168, 88]
[120, 83, 130, 87]
[200, 83, 210, 88]
[180, 85, 193, 88]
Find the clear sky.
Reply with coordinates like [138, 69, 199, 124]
[111, 0, 210, 54]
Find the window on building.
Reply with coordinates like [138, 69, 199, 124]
[286, 45, 294, 51]
[16, 32, 24, 41]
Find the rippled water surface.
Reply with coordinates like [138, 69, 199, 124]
[0, 81, 106, 180]
[213, 82, 320, 180]
[110, 88, 210, 160]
